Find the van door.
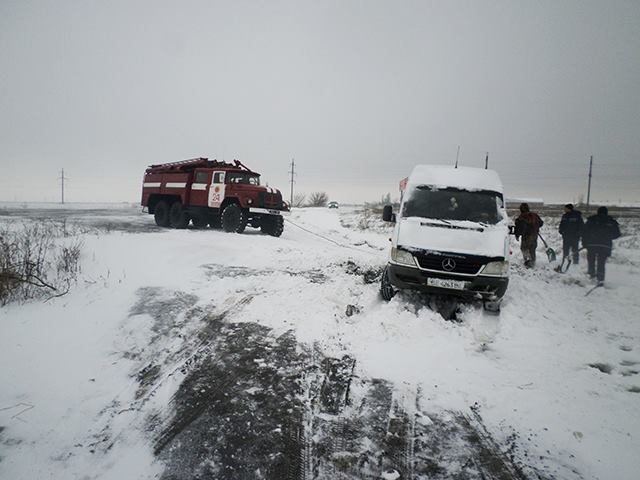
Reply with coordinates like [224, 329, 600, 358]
[209, 171, 226, 208]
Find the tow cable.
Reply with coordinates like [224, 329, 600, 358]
[283, 217, 383, 257]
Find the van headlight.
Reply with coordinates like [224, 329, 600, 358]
[391, 247, 416, 267]
[482, 260, 509, 276]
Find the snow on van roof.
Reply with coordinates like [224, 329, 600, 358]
[407, 165, 503, 193]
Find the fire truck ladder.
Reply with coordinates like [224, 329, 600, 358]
[146, 157, 256, 174]
[146, 158, 211, 172]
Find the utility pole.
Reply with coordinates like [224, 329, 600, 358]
[586, 155, 593, 211]
[59, 168, 69, 204]
[288, 158, 296, 206]
[485, 152, 489, 169]
[455, 145, 460, 168]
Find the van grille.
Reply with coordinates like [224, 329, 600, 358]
[414, 253, 483, 275]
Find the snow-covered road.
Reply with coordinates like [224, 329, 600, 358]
[1, 204, 639, 479]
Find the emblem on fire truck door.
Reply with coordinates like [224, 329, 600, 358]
[208, 171, 226, 208]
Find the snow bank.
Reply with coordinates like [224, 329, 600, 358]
[0, 205, 638, 480]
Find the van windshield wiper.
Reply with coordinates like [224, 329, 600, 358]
[418, 218, 452, 226]
[418, 219, 484, 232]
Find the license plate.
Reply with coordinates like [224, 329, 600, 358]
[426, 277, 466, 290]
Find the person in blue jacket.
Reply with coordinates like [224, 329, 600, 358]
[582, 206, 621, 285]
[558, 203, 584, 264]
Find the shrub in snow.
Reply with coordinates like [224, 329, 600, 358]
[307, 192, 329, 207]
[0, 221, 83, 306]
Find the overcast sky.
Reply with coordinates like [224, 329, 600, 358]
[1, 0, 639, 205]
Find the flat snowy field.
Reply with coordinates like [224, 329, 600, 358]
[0, 204, 638, 479]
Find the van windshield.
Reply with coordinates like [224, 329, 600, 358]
[402, 186, 502, 224]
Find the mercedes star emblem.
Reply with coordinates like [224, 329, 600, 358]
[442, 258, 456, 271]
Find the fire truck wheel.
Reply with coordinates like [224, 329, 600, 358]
[260, 216, 284, 237]
[191, 216, 208, 229]
[221, 204, 247, 233]
[169, 201, 190, 229]
[154, 201, 170, 227]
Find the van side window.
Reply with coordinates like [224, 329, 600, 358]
[195, 171, 208, 183]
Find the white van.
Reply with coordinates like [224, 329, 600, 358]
[381, 165, 510, 312]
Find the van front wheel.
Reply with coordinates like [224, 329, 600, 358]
[380, 267, 396, 301]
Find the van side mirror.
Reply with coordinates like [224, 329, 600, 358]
[382, 205, 396, 223]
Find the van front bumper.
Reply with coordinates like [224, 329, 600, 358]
[387, 263, 508, 301]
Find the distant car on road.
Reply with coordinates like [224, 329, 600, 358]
[328, 201, 339, 209]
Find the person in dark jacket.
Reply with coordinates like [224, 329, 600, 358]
[558, 203, 584, 264]
[514, 203, 544, 268]
[582, 206, 621, 285]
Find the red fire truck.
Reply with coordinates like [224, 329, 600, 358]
[141, 158, 289, 236]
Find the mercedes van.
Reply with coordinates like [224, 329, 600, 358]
[381, 165, 510, 312]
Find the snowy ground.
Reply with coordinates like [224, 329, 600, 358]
[1, 204, 639, 479]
